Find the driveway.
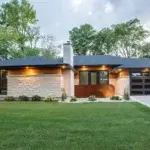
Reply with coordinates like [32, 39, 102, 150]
[131, 96, 150, 107]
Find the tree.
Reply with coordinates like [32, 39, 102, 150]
[69, 19, 149, 58]
[69, 24, 96, 55]
[27, 27, 40, 49]
[0, 26, 17, 60]
[40, 35, 60, 58]
[0, 0, 39, 59]
[139, 42, 150, 58]
[112, 19, 149, 58]
[92, 28, 116, 55]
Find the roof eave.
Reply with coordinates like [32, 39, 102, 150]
[0, 63, 77, 72]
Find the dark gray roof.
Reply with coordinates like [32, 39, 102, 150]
[74, 55, 150, 68]
[0, 55, 150, 69]
[118, 58, 150, 68]
[0, 57, 63, 68]
[74, 55, 123, 66]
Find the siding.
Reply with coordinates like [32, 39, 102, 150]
[8, 68, 61, 75]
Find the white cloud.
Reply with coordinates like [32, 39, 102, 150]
[143, 22, 150, 31]
[69, 0, 95, 14]
[32, 0, 150, 41]
[88, 11, 93, 16]
[70, 0, 83, 12]
[143, 21, 150, 42]
[127, 0, 133, 6]
[55, 22, 60, 28]
[71, 0, 82, 6]
[104, 2, 114, 13]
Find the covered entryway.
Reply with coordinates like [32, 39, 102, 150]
[130, 72, 150, 95]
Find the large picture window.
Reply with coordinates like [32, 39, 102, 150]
[90, 72, 97, 85]
[79, 71, 109, 85]
[99, 71, 109, 84]
[79, 71, 89, 85]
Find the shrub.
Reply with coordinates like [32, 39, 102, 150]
[4, 96, 16, 101]
[110, 96, 121, 100]
[70, 96, 78, 102]
[31, 95, 42, 101]
[88, 95, 97, 101]
[18, 95, 30, 101]
[44, 95, 58, 102]
[123, 88, 130, 100]
[61, 88, 67, 101]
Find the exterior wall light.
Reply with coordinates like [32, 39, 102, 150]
[62, 65, 66, 69]
[81, 66, 87, 71]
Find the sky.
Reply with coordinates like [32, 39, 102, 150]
[1, 0, 150, 42]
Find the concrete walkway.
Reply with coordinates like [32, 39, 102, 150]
[131, 96, 150, 107]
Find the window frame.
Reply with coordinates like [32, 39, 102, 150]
[90, 71, 99, 85]
[79, 71, 89, 85]
[99, 70, 109, 85]
[0, 70, 7, 88]
[79, 70, 109, 85]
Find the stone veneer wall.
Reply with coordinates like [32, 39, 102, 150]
[116, 70, 130, 96]
[116, 77, 129, 96]
[62, 69, 74, 96]
[7, 74, 62, 97]
[109, 78, 116, 88]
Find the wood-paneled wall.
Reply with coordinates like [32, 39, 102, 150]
[8, 68, 62, 75]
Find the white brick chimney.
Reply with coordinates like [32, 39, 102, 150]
[62, 41, 74, 97]
[63, 41, 73, 66]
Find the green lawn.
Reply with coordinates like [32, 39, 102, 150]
[0, 102, 150, 150]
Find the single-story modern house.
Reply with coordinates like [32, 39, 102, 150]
[0, 42, 150, 98]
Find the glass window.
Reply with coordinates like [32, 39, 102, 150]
[99, 71, 108, 84]
[91, 72, 97, 85]
[131, 73, 142, 77]
[0, 70, 7, 88]
[79, 71, 88, 85]
[145, 79, 150, 83]
[143, 72, 150, 76]
[79, 71, 109, 85]
[131, 79, 142, 83]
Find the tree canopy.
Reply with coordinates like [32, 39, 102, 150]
[0, 0, 59, 60]
[40, 35, 60, 59]
[69, 24, 96, 55]
[69, 19, 150, 58]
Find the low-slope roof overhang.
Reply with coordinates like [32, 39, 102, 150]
[0, 57, 76, 71]
[0, 55, 150, 72]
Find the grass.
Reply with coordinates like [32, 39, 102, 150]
[0, 102, 150, 150]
